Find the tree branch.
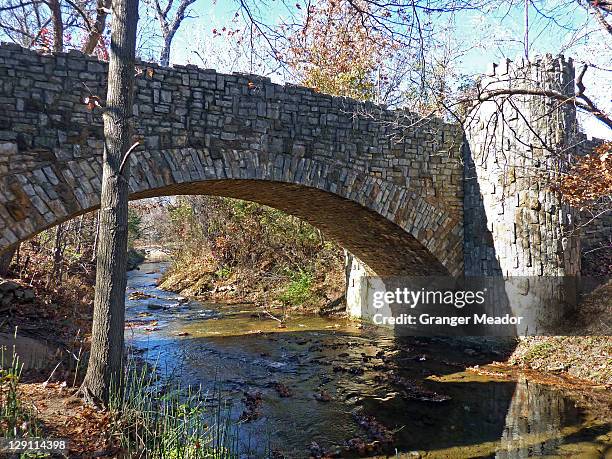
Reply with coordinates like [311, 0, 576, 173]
[81, 0, 111, 55]
[471, 86, 612, 131]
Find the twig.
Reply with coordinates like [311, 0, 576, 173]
[119, 141, 141, 174]
[262, 310, 284, 324]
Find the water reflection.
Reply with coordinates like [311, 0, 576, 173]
[125, 263, 611, 458]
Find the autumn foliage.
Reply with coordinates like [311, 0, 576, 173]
[286, 0, 393, 101]
[559, 142, 612, 209]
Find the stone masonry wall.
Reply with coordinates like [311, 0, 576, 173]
[463, 55, 591, 330]
[464, 55, 582, 277]
[0, 43, 465, 276]
[1, 43, 608, 287]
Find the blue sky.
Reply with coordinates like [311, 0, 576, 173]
[166, 0, 595, 73]
[158, 0, 610, 138]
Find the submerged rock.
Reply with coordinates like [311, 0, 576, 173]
[271, 381, 293, 397]
[239, 391, 263, 422]
[387, 372, 451, 402]
[314, 390, 332, 402]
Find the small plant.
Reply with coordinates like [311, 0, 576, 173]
[0, 339, 42, 439]
[278, 269, 314, 307]
[524, 341, 556, 362]
[214, 266, 232, 280]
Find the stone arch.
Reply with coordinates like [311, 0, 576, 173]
[2, 150, 459, 275]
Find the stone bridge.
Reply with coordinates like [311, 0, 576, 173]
[1, 44, 609, 283]
[0, 43, 465, 276]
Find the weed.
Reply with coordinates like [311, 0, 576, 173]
[215, 266, 232, 280]
[0, 339, 42, 439]
[278, 269, 314, 307]
[109, 359, 240, 458]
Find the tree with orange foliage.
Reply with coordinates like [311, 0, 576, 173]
[560, 142, 612, 211]
[285, 0, 394, 102]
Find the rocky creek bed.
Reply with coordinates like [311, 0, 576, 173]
[123, 262, 612, 458]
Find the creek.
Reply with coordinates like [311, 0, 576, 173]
[125, 262, 611, 458]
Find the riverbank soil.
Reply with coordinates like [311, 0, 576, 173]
[0, 273, 110, 456]
[159, 250, 346, 315]
[0, 242, 140, 457]
[12, 383, 113, 455]
[508, 280, 612, 385]
[0, 275, 93, 373]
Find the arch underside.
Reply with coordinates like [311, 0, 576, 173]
[6, 179, 449, 276]
[2, 149, 462, 276]
[138, 180, 449, 276]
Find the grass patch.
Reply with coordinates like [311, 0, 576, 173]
[214, 266, 232, 280]
[278, 269, 314, 307]
[109, 360, 240, 458]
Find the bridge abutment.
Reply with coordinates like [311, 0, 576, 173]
[347, 56, 609, 332]
[462, 56, 599, 332]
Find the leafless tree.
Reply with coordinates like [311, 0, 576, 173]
[144, 0, 196, 66]
[80, 0, 140, 406]
[81, 0, 111, 54]
[0, 0, 113, 55]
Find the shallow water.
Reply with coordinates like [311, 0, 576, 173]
[125, 262, 611, 458]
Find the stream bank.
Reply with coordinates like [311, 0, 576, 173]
[508, 280, 612, 385]
[159, 253, 346, 315]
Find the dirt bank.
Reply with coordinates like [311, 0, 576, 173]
[159, 254, 346, 314]
[508, 280, 612, 385]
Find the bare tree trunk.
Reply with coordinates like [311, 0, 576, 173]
[0, 245, 17, 277]
[50, 223, 65, 285]
[160, 35, 172, 67]
[48, 0, 64, 52]
[154, 0, 196, 66]
[91, 212, 100, 262]
[75, 215, 84, 255]
[80, 0, 139, 406]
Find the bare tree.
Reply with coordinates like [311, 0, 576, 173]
[47, 0, 63, 51]
[580, 0, 612, 36]
[80, 0, 140, 406]
[0, 0, 56, 47]
[49, 222, 65, 285]
[146, 0, 196, 66]
[81, 0, 112, 54]
[0, 0, 113, 56]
